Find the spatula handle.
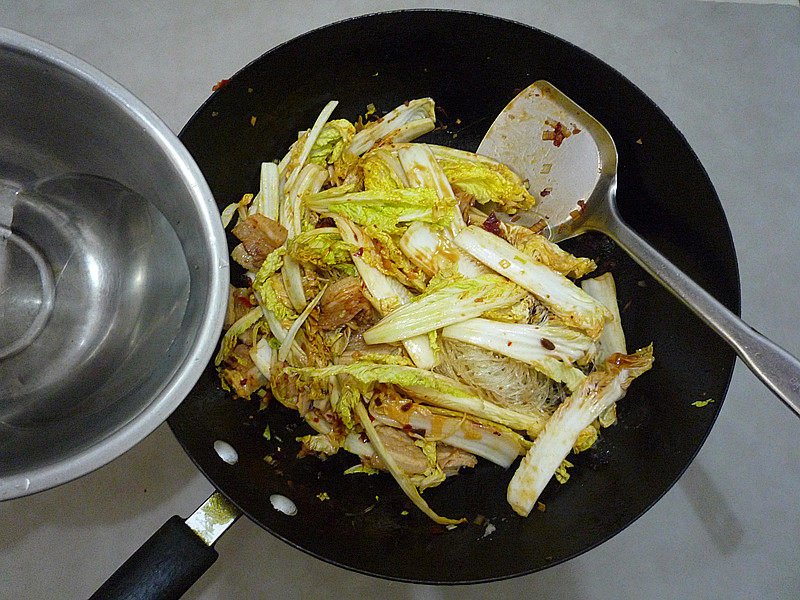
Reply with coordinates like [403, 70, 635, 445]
[604, 216, 800, 417]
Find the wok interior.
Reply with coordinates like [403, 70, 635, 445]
[174, 11, 740, 582]
[0, 37, 217, 489]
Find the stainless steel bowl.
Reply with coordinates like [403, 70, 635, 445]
[0, 28, 229, 499]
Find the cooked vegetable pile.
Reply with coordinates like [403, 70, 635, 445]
[216, 97, 653, 523]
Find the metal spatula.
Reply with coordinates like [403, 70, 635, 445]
[478, 80, 800, 417]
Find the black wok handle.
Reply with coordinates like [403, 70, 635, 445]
[88, 515, 218, 600]
[89, 492, 241, 600]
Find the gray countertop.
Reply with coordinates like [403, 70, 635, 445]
[1, 1, 799, 598]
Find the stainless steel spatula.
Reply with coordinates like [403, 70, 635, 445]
[478, 80, 800, 416]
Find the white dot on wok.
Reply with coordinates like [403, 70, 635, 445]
[270, 494, 298, 516]
[213, 440, 238, 465]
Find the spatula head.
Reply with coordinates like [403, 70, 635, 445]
[477, 81, 618, 240]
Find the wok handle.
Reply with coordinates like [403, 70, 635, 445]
[604, 215, 800, 417]
[88, 515, 217, 600]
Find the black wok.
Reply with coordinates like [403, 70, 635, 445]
[93, 9, 739, 598]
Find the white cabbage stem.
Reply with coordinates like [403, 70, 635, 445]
[454, 225, 611, 338]
[581, 273, 627, 362]
[250, 162, 280, 221]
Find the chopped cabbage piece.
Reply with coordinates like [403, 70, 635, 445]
[250, 162, 280, 221]
[249, 337, 274, 377]
[455, 225, 611, 338]
[516, 233, 596, 279]
[363, 275, 527, 344]
[581, 273, 627, 362]
[308, 119, 355, 166]
[251, 247, 295, 322]
[369, 398, 527, 468]
[358, 225, 428, 292]
[306, 188, 456, 234]
[214, 307, 261, 366]
[362, 147, 409, 190]
[278, 287, 325, 362]
[507, 346, 654, 516]
[284, 100, 339, 190]
[399, 221, 490, 278]
[348, 98, 436, 156]
[428, 144, 537, 213]
[286, 228, 356, 276]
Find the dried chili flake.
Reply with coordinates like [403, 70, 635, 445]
[212, 78, 230, 91]
[543, 120, 571, 147]
[482, 212, 504, 237]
